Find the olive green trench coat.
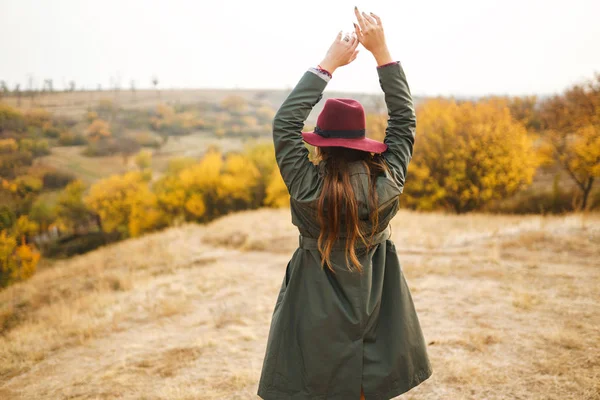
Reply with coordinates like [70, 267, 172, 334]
[257, 62, 432, 400]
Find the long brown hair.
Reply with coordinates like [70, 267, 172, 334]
[314, 146, 391, 274]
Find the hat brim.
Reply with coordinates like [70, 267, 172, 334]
[301, 132, 388, 154]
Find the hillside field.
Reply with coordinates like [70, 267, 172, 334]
[0, 209, 598, 399]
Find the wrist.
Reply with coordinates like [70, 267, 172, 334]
[318, 59, 337, 75]
[372, 47, 393, 66]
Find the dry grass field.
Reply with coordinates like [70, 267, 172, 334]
[36, 134, 253, 184]
[0, 209, 599, 399]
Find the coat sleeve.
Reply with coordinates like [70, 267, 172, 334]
[273, 69, 329, 200]
[378, 61, 417, 193]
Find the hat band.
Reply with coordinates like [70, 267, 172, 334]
[314, 126, 365, 139]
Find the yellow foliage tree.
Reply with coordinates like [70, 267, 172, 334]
[135, 149, 152, 170]
[0, 138, 18, 153]
[56, 180, 93, 233]
[366, 113, 387, 143]
[404, 98, 538, 213]
[85, 172, 164, 237]
[539, 74, 600, 210]
[85, 110, 99, 123]
[14, 215, 39, 239]
[85, 119, 111, 142]
[264, 169, 290, 208]
[155, 150, 223, 221]
[0, 231, 39, 288]
[151, 104, 201, 139]
[0, 103, 24, 133]
[24, 108, 51, 128]
[220, 95, 248, 113]
[217, 153, 260, 209]
[244, 142, 277, 207]
[242, 115, 258, 128]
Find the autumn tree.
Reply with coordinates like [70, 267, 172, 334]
[404, 98, 538, 213]
[221, 95, 248, 114]
[135, 150, 152, 170]
[85, 172, 164, 238]
[56, 180, 96, 233]
[0, 230, 40, 288]
[85, 119, 111, 142]
[506, 95, 542, 132]
[264, 169, 289, 208]
[151, 104, 201, 142]
[157, 150, 223, 221]
[117, 137, 141, 165]
[244, 142, 277, 207]
[365, 113, 387, 143]
[539, 74, 600, 210]
[0, 103, 25, 133]
[217, 153, 260, 210]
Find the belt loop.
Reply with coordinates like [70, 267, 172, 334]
[298, 235, 303, 249]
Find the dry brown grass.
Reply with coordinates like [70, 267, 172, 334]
[0, 209, 599, 399]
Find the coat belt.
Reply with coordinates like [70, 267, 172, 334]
[298, 225, 392, 250]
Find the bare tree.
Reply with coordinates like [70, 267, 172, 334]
[28, 74, 36, 106]
[152, 76, 160, 100]
[69, 81, 76, 92]
[14, 83, 21, 106]
[43, 79, 54, 93]
[130, 79, 136, 103]
[0, 80, 7, 100]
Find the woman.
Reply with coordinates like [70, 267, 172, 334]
[257, 8, 432, 400]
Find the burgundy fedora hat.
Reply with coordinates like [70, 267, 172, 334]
[302, 98, 388, 153]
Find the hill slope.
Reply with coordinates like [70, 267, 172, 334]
[1, 209, 599, 399]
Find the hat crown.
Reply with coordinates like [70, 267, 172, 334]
[316, 98, 366, 134]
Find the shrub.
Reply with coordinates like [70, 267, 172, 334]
[43, 125, 61, 138]
[42, 170, 76, 189]
[82, 138, 120, 157]
[0, 103, 25, 133]
[58, 131, 87, 146]
[18, 138, 50, 157]
[42, 231, 120, 258]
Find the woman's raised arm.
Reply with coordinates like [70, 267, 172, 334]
[273, 31, 360, 200]
[355, 8, 416, 192]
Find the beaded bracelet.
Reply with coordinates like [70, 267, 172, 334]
[316, 65, 333, 78]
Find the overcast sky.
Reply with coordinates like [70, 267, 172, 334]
[1, 0, 598, 96]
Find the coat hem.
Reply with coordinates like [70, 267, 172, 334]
[256, 366, 432, 400]
[366, 366, 433, 400]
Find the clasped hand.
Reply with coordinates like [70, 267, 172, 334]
[318, 7, 393, 75]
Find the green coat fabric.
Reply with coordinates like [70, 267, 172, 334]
[257, 62, 432, 400]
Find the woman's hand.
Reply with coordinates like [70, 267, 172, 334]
[318, 31, 360, 75]
[353, 7, 393, 66]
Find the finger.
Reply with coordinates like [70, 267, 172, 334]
[350, 49, 359, 62]
[353, 23, 363, 41]
[362, 11, 376, 26]
[350, 35, 360, 50]
[336, 30, 343, 42]
[354, 6, 366, 30]
[347, 34, 357, 46]
[370, 12, 382, 25]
